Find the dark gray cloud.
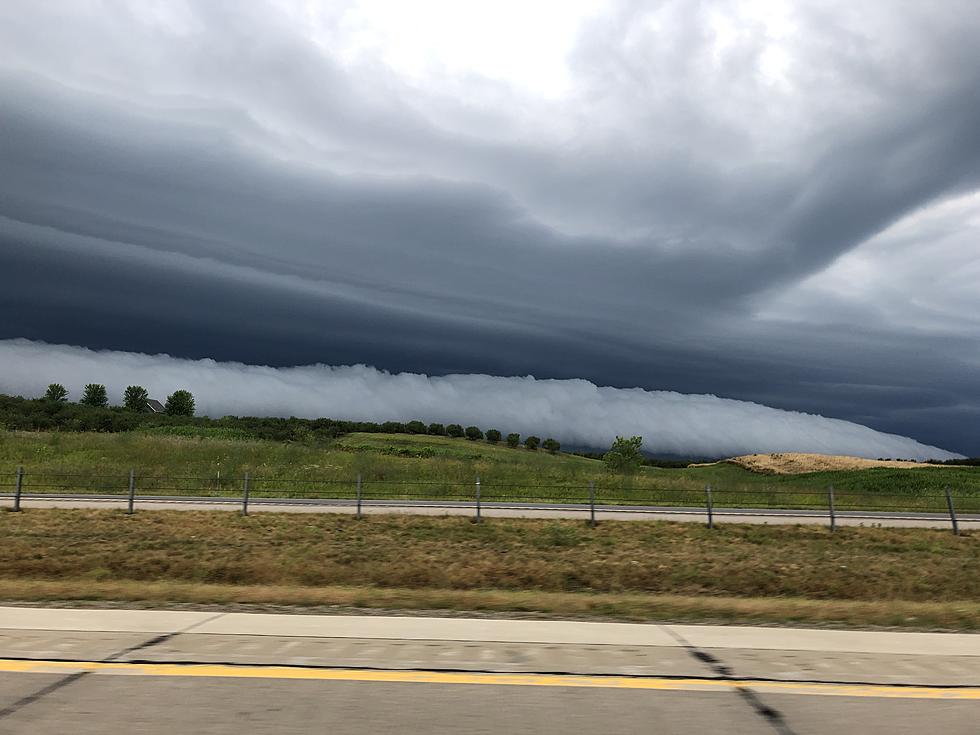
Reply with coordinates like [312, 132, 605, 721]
[1, 0, 979, 454]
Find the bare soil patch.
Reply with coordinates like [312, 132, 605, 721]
[696, 453, 946, 475]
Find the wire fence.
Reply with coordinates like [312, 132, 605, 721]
[1, 466, 975, 533]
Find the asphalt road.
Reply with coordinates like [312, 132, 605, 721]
[4, 493, 977, 529]
[1, 607, 978, 734]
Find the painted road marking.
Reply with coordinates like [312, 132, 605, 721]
[0, 659, 977, 700]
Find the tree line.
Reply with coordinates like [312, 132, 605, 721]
[43, 383, 195, 416]
[0, 390, 561, 452]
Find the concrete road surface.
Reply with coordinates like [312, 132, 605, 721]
[1, 607, 978, 734]
[4, 493, 978, 529]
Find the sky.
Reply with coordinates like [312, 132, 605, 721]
[1, 0, 978, 457]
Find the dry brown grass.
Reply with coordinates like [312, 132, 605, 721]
[2, 508, 977, 599]
[700, 453, 947, 475]
[2, 579, 979, 630]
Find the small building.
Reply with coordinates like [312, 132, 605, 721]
[145, 398, 165, 413]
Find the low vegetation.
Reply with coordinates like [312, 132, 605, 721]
[1, 429, 978, 512]
[0, 510, 976, 629]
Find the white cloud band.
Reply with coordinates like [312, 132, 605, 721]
[0, 339, 960, 460]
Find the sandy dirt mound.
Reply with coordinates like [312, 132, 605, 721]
[699, 453, 943, 475]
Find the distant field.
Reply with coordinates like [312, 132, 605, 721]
[1, 430, 978, 513]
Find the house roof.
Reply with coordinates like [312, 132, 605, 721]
[145, 399, 165, 413]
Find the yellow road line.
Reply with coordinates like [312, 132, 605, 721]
[0, 659, 977, 700]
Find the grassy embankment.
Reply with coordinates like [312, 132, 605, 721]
[1, 429, 978, 512]
[0, 509, 977, 629]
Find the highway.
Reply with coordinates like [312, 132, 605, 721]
[3, 492, 977, 529]
[0, 606, 978, 733]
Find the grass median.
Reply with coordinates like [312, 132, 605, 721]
[1, 508, 977, 629]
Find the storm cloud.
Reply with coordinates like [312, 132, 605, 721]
[0, 340, 960, 460]
[1, 1, 979, 454]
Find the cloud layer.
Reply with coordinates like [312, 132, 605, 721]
[0, 340, 960, 460]
[1, 1, 979, 453]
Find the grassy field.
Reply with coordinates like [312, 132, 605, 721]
[1, 430, 978, 512]
[0, 509, 977, 629]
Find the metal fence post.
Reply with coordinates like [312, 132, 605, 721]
[828, 485, 836, 532]
[589, 480, 596, 528]
[356, 473, 362, 519]
[705, 484, 713, 529]
[945, 485, 959, 536]
[127, 468, 136, 514]
[475, 475, 481, 523]
[242, 472, 250, 516]
[13, 466, 23, 512]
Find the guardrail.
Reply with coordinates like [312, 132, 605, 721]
[0, 466, 974, 534]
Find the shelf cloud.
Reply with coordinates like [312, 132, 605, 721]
[2, 1, 979, 454]
[0, 340, 960, 461]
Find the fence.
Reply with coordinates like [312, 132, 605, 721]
[1, 466, 974, 534]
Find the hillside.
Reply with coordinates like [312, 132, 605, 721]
[1, 430, 978, 513]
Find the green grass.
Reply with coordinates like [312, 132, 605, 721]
[0, 510, 977, 629]
[1, 430, 978, 513]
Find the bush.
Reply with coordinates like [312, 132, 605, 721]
[80, 384, 108, 408]
[380, 421, 406, 433]
[405, 420, 427, 434]
[446, 424, 464, 438]
[485, 429, 502, 443]
[165, 390, 195, 417]
[525, 435, 540, 450]
[506, 432, 520, 448]
[542, 438, 560, 453]
[44, 384, 68, 402]
[123, 385, 149, 412]
[428, 423, 446, 436]
[604, 435, 643, 474]
[464, 425, 484, 441]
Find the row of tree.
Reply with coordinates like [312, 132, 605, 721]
[43, 383, 195, 417]
[397, 421, 559, 451]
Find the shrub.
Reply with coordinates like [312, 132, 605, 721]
[485, 429, 502, 443]
[506, 432, 520, 448]
[542, 438, 560, 453]
[44, 384, 68, 402]
[604, 435, 644, 474]
[123, 385, 149, 412]
[165, 390, 195, 417]
[524, 435, 540, 450]
[464, 425, 484, 441]
[380, 421, 406, 433]
[405, 420, 427, 434]
[80, 384, 108, 408]
[428, 423, 446, 436]
[446, 424, 464, 438]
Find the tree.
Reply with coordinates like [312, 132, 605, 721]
[165, 389, 195, 416]
[428, 422, 446, 436]
[506, 432, 520, 448]
[542, 437, 560, 453]
[80, 383, 108, 408]
[464, 425, 484, 441]
[485, 429, 502, 443]
[44, 383, 68, 402]
[604, 435, 644, 474]
[524, 435, 540, 450]
[405, 420, 427, 434]
[446, 423, 464, 438]
[123, 385, 148, 412]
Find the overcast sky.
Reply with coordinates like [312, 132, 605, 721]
[1, 0, 978, 456]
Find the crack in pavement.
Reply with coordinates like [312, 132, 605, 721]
[659, 625, 798, 735]
[0, 612, 227, 721]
